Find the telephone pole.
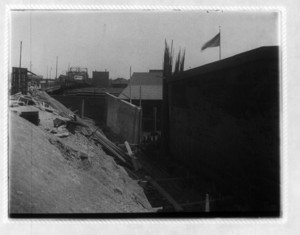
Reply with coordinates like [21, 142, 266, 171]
[19, 41, 22, 68]
[55, 56, 58, 79]
[19, 41, 22, 93]
[219, 26, 221, 61]
[129, 66, 132, 103]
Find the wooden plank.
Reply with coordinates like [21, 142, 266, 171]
[205, 193, 210, 212]
[94, 131, 127, 157]
[92, 130, 134, 167]
[180, 196, 232, 208]
[124, 141, 139, 171]
[179, 201, 205, 207]
[145, 176, 183, 212]
[98, 132, 130, 159]
[155, 176, 199, 182]
[93, 137, 127, 163]
[124, 141, 133, 155]
[151, 207, 163, 212]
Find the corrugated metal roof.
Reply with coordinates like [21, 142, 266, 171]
[119, 71, 163, 100]
[130, 72, 163, 86]
[118, 85, 162, 100]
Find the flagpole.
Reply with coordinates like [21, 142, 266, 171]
[219, 26, 221, 60]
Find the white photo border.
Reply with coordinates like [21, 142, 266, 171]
[1, 3, 287, 228]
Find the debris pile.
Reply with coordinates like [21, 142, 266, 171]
[9, 89, 152, 213]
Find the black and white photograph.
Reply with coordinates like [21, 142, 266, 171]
[8, 9, 281, 218]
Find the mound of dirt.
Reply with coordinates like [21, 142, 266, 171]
[9, 110, 152, 214]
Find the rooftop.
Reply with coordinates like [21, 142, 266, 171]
[119, 70, 163, 100]
[118, 85, 162, 100]
[130, 71, 163, 86]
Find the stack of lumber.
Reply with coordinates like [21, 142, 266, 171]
[75, 124, 134, 170]
[88, 128, 133, 168]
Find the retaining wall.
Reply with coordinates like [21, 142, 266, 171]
[106, 93, 142, 144]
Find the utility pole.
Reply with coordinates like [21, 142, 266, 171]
[19, 41, 22, 68]
[219, 26, 221, 61]
[19, 41, 22, 93]
[139, 77, 142, 107]
[129, 66, 132, 103]
[55, 56, 58, 79]
[47, 65, 48, 79]
[29, 61, 33, 84]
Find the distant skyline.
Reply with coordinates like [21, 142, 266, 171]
[11, 11, 279, 79]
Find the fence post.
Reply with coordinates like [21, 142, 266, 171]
[205, 193, 210, 212]
[161, 78, 170, 157]
[139, 108, 143, 144]
[154, 106, 157, 133]
[81, 99, 85, 118]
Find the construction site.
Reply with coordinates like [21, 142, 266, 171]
[9, 91, 215, 216]
[9, 45, 280, 218]
[9, 12, 281, 218]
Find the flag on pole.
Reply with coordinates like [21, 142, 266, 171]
[201, 32, 220, 51]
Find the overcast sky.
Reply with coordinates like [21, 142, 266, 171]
[11, 10, 279, 79]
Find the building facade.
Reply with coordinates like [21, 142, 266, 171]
[92, 71, 109, 88]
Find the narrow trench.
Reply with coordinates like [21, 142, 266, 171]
[108, 137, 234, 213]
[48, 94, 236, 214]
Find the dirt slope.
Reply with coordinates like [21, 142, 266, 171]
[9, 111, 152, 213]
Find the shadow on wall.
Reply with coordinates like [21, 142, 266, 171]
[51, 95, 106, 127]
[165, 46, 280, 212]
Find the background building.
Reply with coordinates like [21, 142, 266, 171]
[92, 71, 109, 88]
[119, 70, 163, 133]
[109, 78, 128, 88]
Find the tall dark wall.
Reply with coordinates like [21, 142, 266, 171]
[166, 47, 280, 213]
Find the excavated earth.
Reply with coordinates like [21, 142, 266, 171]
[9, 91, 152, 214]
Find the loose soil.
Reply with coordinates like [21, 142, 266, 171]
[9, 92, 152, 214]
